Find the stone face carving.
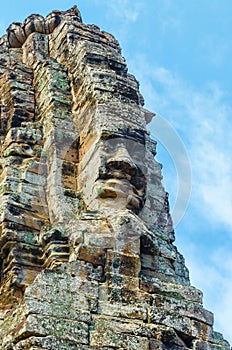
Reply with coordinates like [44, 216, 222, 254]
[77, 128, 147, 214]
[0, 6, 230, 350]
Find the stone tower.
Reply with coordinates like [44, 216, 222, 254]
[0, 6, 230, 350]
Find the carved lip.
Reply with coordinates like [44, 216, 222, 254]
[105, 178, 134, 189]
[97, 162, 146, 212]
[99, 164, 146, 191]
[97, 178, 145, 212]
[98, 178, 141, 196]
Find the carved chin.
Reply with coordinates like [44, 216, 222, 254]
[96, 179, 144, 212]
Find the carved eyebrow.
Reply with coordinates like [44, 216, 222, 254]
[100, 129, 146, 145]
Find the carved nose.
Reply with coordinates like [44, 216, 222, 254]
[106, 147, 137, 170]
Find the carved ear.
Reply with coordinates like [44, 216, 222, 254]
[141, 107, 156, 124]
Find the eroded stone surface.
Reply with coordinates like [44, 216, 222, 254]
[0, 6, 230, 350]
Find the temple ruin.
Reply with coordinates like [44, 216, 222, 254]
[0, 6, 230, 349]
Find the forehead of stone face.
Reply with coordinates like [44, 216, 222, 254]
[78, 127, 147, 170]
[98, 129, 147, 172]
[99, 128, 145, 153]
[101, 135, 145, 159]
[79, 127, 145, 152]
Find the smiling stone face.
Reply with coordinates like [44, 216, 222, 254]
[77, 129, 147, 214]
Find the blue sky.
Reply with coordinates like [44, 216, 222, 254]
[1, 0, 232, 344]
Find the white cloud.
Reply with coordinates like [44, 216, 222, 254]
[109, 0, 143, 22]
[200, 36, 231, 67]
[127, 56, 232, 343]
[158, 14, 181, 36]
[129, 56, 232, 230]
[94, 0, 143, 23]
